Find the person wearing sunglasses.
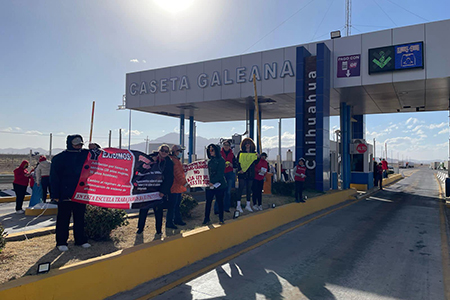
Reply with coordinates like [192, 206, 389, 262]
[137, 144, 174, 237]
[203, 144, 227, 225]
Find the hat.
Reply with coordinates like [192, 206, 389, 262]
[172, 145, 185, 152]
[39, 155, 47, 162]
[72, 137, 84, 146]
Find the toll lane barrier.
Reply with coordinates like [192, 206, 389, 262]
[0, 189, 356, 300]
[437, 171, 448, 183]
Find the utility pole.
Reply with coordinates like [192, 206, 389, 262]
[144, 136, 150, 154]
[373, 138, 376, 159]
[345, 0, 352, 36]
[108, 130, 112, 148]
[49, 133, 52, 159]
[385, 142, 387, 161]
[119, 129, 122, 149]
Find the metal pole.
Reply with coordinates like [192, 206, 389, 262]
[373, 138, 376, 159]
[89, 101, 95, 143]
[180, 113, 185, 163]
[277, 118, 282, 182]
[49, 133, 52, 159]
[145, 136, 149, 154]
[189, 116, 194, 163]
[119, 129, 122, 149]
[128, 109, 132, 150]
[252, 74, 262, 153]
[108, 130, 112, 148]
[278, 118, 282, 158]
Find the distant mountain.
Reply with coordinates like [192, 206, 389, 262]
[2, 133, 438, 162]
[0, 147, 64, 155]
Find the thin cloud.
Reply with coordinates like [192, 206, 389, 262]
[438, 128, 449, 135]
[130, 59, 139, 63]
[25, 130, 43, 135]
[123, 129, 143, 136]
[406, 117, 419, 125]
[262, 125, 274, 131]
[428, 122, 446, 129]
[261, 131, 294, 148]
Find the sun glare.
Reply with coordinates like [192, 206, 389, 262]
[154, 0, 195, 13]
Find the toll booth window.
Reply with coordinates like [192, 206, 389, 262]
[351, 154, 364, 172]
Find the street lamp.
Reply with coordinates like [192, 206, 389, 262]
[117, 95, 131, 150]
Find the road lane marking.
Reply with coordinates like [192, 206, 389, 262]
[366, 196, 394, 203]
[138, 200, 359, 300]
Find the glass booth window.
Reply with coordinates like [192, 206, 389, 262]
[351, 154, 364, 172]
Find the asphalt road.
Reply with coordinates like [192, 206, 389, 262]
[154, 167, 449, 300]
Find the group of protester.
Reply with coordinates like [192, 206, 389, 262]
[373, 158, 389, 190]
[13, 155, 51, 214]
[12, 134, 308, 252]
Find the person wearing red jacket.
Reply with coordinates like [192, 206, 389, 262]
[252, 152, 268, 211]
[13, 160, 30, 213]
[168, 145, 188, 228]
[294, 158, 307, 203]
[381, 158, 388, 178]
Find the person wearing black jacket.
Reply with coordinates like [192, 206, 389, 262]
[203, 144, 227, 225]
[236, 138, 258, 213]
[136, 144, 174, 236]
[50, 135, 90, 252]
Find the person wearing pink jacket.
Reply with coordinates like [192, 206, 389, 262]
[294, 158, 307, 203]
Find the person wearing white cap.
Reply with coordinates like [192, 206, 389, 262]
[50, 134, 91, 251]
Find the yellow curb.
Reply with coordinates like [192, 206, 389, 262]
[0, 189, 356, 300]
[0, 195, 31, 203]
[25, 208, 58, 216]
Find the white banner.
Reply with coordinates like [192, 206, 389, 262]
[183, 160, 210, 188]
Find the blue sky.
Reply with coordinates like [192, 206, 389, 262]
[0, 0, 449, 161]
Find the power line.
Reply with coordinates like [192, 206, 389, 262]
[384, 0, 428, 22]
[373, 0, 397, 26]
[242, 0, 317, 53]
[311, 0, 336, 41]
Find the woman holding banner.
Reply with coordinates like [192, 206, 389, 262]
[203, 144, 227, 225]
[137, 144, 174, 236]
[236, 138, 258, 213]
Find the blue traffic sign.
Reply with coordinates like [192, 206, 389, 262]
[394, 42, 423, 70]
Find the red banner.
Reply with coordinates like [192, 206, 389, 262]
[72, 148, 163, 209]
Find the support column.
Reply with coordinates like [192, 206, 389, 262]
[316, 43, 331, 191]
[180, 113, 185, 163]
[351, 115, 365, 139]
[189, 116, 194, 163]
[249, 108, 255, 141]
[340, 103, 351, 189]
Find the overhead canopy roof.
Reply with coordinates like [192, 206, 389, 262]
[125, 19, 450, 122]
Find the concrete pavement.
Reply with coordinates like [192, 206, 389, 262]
[152, 167, 448, 300]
